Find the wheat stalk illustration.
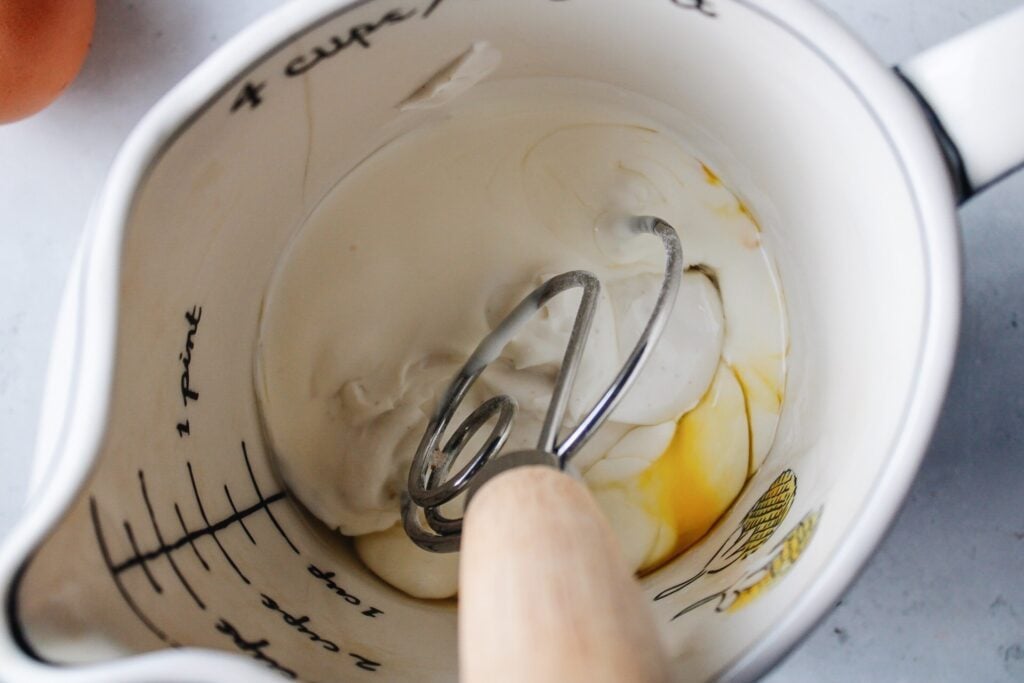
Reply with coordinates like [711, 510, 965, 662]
[669, 507, 822, 620]
[654, 469, 796, 602]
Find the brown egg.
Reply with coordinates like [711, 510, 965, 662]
[0, 0, 96, 123]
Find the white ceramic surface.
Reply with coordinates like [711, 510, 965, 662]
[0, 1, 1021, 682]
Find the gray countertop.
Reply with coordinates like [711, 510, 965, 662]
[1, 1, 1021, 681]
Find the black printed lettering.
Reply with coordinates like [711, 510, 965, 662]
[284, 8, 416, 77]
[215, 618, 297, 679]
[231, 81, 267, 111]
[349, 652, 382, 672]
[260, 593, 341, 653]
[670, 0, 716, 17]
[307, 563, 385, 617]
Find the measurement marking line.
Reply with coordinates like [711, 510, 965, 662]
[224, 485, 256, 545]
[139, 471, 206, 610]
[186, 462, 250, 585]
[174, 502, 210, 571]
[90, 497, 177, 646]
[112, 485, 286, 575]
[122, 521, 162, 593]
[242, 441, 299, 554]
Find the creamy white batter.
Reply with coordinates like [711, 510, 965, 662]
[256, 84, 786, 598]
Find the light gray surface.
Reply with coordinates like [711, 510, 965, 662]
[0, 1, 1021, 681]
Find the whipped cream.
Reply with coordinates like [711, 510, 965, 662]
[256, 82, 786, 597]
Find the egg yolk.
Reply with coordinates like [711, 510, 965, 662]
[589, 363, 752, 573]
[638, 363, 749, 570]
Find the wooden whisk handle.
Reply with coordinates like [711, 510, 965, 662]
[458, 465, 671, 683]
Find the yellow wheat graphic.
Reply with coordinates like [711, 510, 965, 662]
[734, 469, 797, 561]
[667, 506, 823, 620]
[727, 508, 821, 612]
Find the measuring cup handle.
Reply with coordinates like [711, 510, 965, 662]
[458, 465, 670, 683]
[897, 6, 1024, 201]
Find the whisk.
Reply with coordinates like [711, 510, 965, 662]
[401, 216, 682, 683]
[402, 215, 682, 551]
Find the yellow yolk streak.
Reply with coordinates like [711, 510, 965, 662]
[732, 354, 786, 472]
[591, 364, 750, 574]
[638, 365, 748, 571]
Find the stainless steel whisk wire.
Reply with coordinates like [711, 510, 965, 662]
[402, 216, 683, 552]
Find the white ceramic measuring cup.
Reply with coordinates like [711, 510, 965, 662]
[1, 1, 1022, 681]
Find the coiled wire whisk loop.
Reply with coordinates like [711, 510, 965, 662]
[402, 217, 682, 552]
